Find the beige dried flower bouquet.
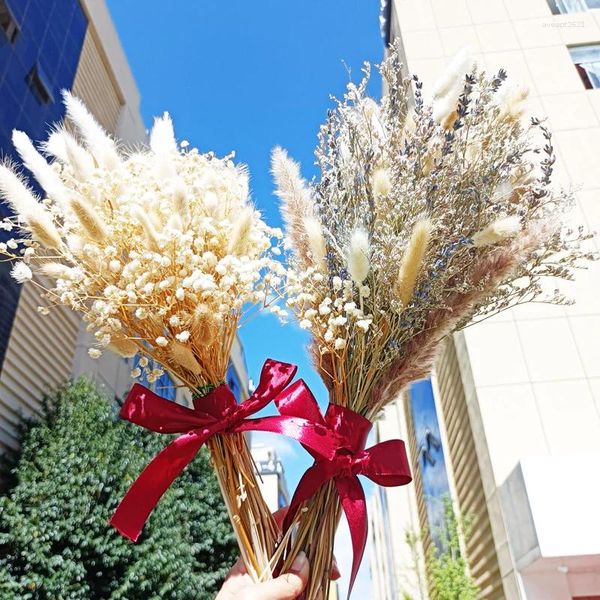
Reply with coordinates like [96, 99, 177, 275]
[272, 43, 596, 598]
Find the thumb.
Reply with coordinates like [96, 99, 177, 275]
[250, 552, 309, 600]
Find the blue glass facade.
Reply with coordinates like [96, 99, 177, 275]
[408, 378, 452, 554]
[0, 0, 87, 372]
[226, 362, 244, 402]
[126, 358, 246, 405]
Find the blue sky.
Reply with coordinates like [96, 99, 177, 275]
[107, 1, 384, 594]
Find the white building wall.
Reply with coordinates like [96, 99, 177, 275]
[80, 0, 145, 142]
[0, 1, 147, 452]
[391, 0, 600, 598]
[373, 400, 427, 600]
[369, 491, 394, 600]
[250, 445, 289, 513]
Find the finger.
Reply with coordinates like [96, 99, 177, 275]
[225, 558, 247, 581]
[226, 557, 247, 578]
[247, 551, 309, 600]
[216, 558, 251, 598]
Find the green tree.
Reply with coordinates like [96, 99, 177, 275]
[426, 499, 479, 600]
[0, 378, 237, 599]
[404, 498, 479, 600]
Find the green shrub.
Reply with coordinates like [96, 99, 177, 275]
[0, 378, 237, 599]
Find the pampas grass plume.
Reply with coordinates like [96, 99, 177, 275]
[228, 207, 254, 255]
[67, 234, 84, 256]
[395, 219, 432, 306]
[150, 112, 177, 180]
[431, 46, 473, 100]
[372, 168, 392, 196]
[431, 47, 474, 127]
[150, 112, 178, 156]
[27, 214, 63, 249]
[44, 128, 95, 181]
[11, 261, 32, 283]
[191, 304, 217, 346]
[498, 83, 530, 122]
[42, 130, 69, 162]
[271, 147, 308, 207]
[0, 164, 42, 218]
[173, 180, 189, 220]
[70, 195, 107, 241]
[108, 336, 139, 358]
[0, 164, 62, 248]
[272, 146, 316, 265]
[12, 130, 66, 203]
[133, 206, 160, 251]
[304, 216, 327, 269]
[40, 262, 71, 279]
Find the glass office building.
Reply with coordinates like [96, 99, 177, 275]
[0, 0, 145, 452]
[0, 0, 87, 371]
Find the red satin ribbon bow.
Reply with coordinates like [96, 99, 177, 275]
[276, 387, 412, 598]
[110, 358, 336, 542]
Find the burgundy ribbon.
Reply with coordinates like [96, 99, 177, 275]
[276, 387, 412, 598]
[110, 358, 336, 542]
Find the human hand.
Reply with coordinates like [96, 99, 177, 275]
[271, 507, 341, 581]
[216, 552, 309, 600]
[216, 507, 340, 599]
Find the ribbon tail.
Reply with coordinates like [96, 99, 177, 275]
[274, 380, 326, 462]
[282, 461, 333, 534]
[110, 430, 208, 541]
[336, 476, 367, 600]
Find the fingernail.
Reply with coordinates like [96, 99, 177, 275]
[290, 551, 307, 573]
[331, 558, 341, 580]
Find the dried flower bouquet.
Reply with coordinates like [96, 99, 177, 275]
[0, 94, 285, 581]
[273, 43, 596, 598]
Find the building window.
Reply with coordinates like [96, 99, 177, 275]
[548, 0, 600, 13]
[226, 362, 243, 402]
[570, 45, 600, 89]
[0, 0, 19, 44]
[155, 371, 176, 401]
[408, 379, 452, 555]
[26, 63, 54, 105]
[131, 355, 177, 401]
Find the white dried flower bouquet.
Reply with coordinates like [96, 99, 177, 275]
[0, 92, 285, 581]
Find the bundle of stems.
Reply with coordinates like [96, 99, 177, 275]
[0, 94, 285, 581]
[273, 43, 596, 598]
